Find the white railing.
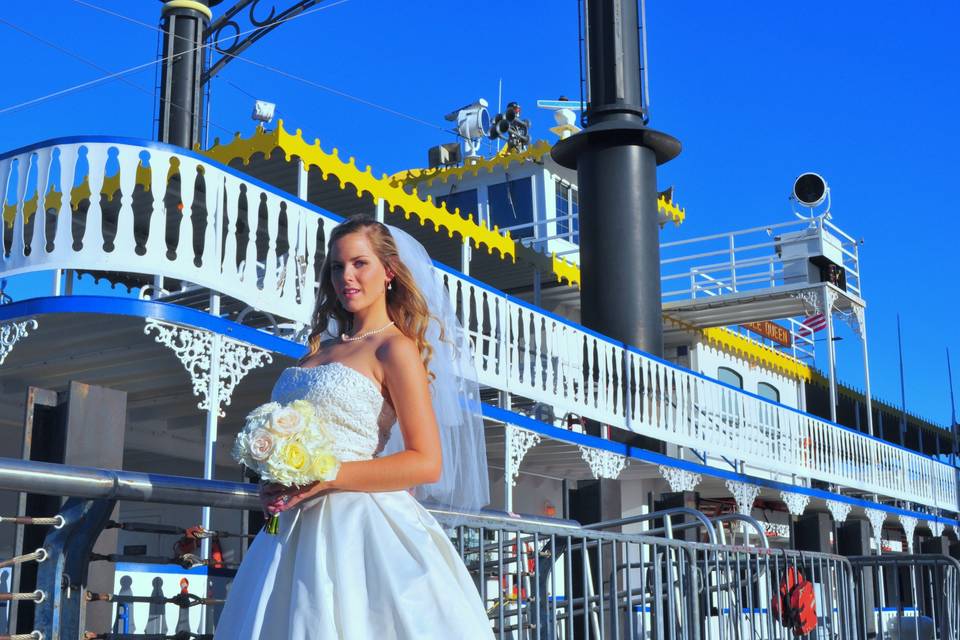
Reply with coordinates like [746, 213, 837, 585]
[0, 137, 331, 326]
[1, 138, 954, 512]
[660, 217, 863, 302]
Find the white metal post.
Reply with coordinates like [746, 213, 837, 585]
[859, 308, 875, 436]
[296, 158, 309, 201]
[501, 390, 513, 512]
[199, 294, 221, 634]
[375, 197, 385, 223]
[52, 269, 62, 295]
[824, 286, 837, 423]
[202, 293, 222, 552]
[504, 424, 513, 513]
[460, 237, 471, 276]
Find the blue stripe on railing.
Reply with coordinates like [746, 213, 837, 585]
[481, 402, 960, 526]
[0, 296, 304, 358]
[481, 404, 629, 455]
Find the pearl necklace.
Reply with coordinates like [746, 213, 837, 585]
[341, 320, 395, 342]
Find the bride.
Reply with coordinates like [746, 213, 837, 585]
[214, 215, 494, 639]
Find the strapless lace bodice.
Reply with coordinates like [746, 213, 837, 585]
[270, 363, 397, 462]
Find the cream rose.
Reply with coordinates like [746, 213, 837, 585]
[247, 429, 275, 461]
[311, 452, 340, 481]
[269, 406, 305, 436]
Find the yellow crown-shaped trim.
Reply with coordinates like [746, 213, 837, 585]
[200, 121, 515, 261]
[393, 140, 554, 189]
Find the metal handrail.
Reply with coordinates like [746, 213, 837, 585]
[582, 507, 719, 545]
[0, 457, 260, 510]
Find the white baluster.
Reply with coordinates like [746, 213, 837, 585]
[0, 157, 12, 264]
[53, 145, 78, 259]
[30, 148, 53, 260]
[113, 145, 139, 264]
[82, 145, 107, 256]
[176, 160, 197, 276]
[300, 213, 319, 309]
[204, 173, 223, 281]
[219, 175, 240, 285]
[146, 152, 173, 262]
[9, 152, 30, 260]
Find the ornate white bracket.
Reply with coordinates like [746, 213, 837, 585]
[837, 305, 865, 339]
[899, 515, 918, 553]
[864, 507, 887, 545]
[763, 522, 791, 538]
[658, 465, 702, 493]
[725, 480, 761, 516]
[823, 288, 839, 313]
[505, 425, 540, 487]
[929, 520, 945, 538]
[790, 289, 822, 316]
[144, 319, 273, 417]
[780, 491, 810, 517]
[825, 499, 852, 523]
[578, 446, 626, 480]
[0, 318, 38, 365]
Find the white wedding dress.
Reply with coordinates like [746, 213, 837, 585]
[214, 363, 494, 639]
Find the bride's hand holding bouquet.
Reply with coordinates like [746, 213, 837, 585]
[233, 400, 341, 534]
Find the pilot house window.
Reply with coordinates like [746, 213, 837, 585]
[554, 180, 579, 243]
[488, 178, 534, 238]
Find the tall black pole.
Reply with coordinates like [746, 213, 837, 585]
[552, 0, 680, 356]
[158, 0, 212, 149]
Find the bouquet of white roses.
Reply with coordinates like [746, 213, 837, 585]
[232, 399, 341, 534]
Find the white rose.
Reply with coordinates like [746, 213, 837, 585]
[269, 406, 305, 436]
[247, 429, 275, 461]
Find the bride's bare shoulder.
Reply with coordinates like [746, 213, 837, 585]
[375, 334, 422, 371]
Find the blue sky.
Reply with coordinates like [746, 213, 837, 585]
[0, 1, 958, 426]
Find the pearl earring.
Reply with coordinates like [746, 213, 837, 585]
[387, 281, 393, 291]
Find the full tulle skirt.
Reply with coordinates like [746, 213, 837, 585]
[213, 490, 493, 639]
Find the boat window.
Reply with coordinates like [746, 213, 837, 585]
[555, 180, 579, 243]
[757, 382, 780, 402]
[489, 177, 534, 238]
[437, 189, 478, 220]
[717, 367, 743, 389]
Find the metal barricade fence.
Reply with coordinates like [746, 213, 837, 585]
[849, 554, 960, 640]
[435, 510, 859, 640]
[0, 457, 866, 640]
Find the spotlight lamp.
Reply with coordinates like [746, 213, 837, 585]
[251, 100, 276, 124]
[790, 172, 831, 218]
[445, 99, 490, 158]
[793, 172, 828, 208]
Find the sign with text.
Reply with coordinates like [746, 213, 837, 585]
[741, 321, 792, 347]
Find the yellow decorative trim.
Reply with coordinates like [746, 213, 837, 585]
[394, 140, 554, 189]
[658, 196, 685, 226]
[200, 121, 515, 260]
[550, 252, 580, 287]
[162, 0, 213, 20]
[662, 315, 810, 380]
[700, 325, 812, 381]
